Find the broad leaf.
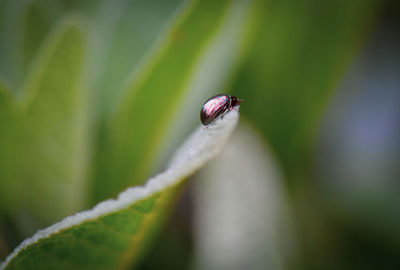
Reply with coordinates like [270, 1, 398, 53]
[1, 110, 239, 270]
[20, 1, 52, 80]
[88, 0, 183, 118]
[0, 0, 64, 88]
[195, 123, 294, 270]
[93, 0, 255, 202]
[0, 17, 88, 232]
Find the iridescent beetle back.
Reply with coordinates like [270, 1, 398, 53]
[200, 94, 242, 126]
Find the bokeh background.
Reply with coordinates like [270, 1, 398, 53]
[0, 0, 399, 269]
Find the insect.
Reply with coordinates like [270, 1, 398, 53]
[200, 94, 243, 126]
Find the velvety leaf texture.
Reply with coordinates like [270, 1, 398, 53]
[1, 110, 239, 270]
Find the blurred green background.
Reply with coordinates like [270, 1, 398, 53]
[0, 0, 399, 269]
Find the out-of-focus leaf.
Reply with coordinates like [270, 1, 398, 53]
[0, 0, 62, 88]
[88, 0, 183, 118]
[0, 81, 19, 214]
[317, 29, 400, 245]
[0, 0, 100, 89]
[0, 111, 239, 270]
[0, 0, 33, 86]
[232, 0, 379, 181]
[20, 1, 52, 79]
[0, 17, 89, 233]
[93, 0, 255, 203]
[195, 122, 295, 270]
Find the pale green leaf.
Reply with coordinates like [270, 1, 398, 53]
[20, 1, 52, 79]
[1, 110, 239, 270]
[0, 17, 89, 232]
[0, 0, 63, 88]
[195, 123, 294, 270]
[88, 0, 183, 118]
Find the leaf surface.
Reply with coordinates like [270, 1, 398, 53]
[195, 123, 294, 270]
[1, 110, 239, 270]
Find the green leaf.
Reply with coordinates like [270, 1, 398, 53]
[93, 0, 255, 203]
[232, 0, 379, 181]
[0, 0, 31, 86]
[0, 17, 89, 232]
[88, 0, 183, 118]
[0, 0, 99, 89]
[20, 1, 52, 80]
[0, 110, 239, 270]
[195, 123, 294, 269]
[0, 1, 60, 88]
[0, 80, 19, 214]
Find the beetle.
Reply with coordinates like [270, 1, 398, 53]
[200, 94, 243, 126]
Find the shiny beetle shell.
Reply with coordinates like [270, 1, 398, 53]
[200, 94, 242, 126]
